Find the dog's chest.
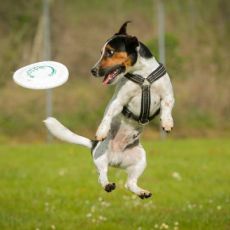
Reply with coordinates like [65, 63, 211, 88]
[127, 84, 161, 116]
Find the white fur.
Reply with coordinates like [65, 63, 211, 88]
[92, 55, 174, 198]
[43, 117, 92, 148]
[95, 56, 174, 140]
[44, 51, 174, 199]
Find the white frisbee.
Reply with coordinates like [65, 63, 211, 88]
[13, 61, 69, 90]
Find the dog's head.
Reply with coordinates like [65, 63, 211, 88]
[91, 21, 140, 85]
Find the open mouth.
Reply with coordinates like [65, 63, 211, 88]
[103, 66, 124, 85]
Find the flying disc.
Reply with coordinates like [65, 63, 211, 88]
[13, 61, 69, 90]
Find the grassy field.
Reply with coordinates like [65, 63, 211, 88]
[0, 139, 229, 230]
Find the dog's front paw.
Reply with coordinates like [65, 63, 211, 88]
[96, 125, 109, 141]
[161, 116, 174, 133]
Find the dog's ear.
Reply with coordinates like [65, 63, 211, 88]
[115, 21, 131, 35]
[125, 36, 139, 50]
[125, 36, 139, 65]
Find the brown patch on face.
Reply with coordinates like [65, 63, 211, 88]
[99, 45, 132, 69]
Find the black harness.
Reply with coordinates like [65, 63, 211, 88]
[122, 63, 166, 124]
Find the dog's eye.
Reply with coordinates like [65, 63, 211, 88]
[105, 49, 114, 57]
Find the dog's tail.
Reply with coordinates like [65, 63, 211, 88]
[43, 117, 93, 149]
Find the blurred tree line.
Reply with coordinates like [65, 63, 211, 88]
[0, 0, 229, 141]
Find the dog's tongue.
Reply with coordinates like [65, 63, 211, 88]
[103, 72, 113, 85]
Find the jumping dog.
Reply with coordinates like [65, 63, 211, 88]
[44, 21, 175, 199]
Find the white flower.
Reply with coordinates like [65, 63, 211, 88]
[51, 225, 56, 229]
[172, 171, 182, 181]
[101, 201, 111, 208]
[160, 223, 169, 229]
[58, 168, 66, 176]
[98, 215, 107, 221]
[86, 213, 92, 218]
[187, 203, 196, 209]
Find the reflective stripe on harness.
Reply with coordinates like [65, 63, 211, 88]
[122, 63, 166, 124]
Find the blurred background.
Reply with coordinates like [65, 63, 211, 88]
[0, 0, 229, 143]
[0, 2, 230, 229]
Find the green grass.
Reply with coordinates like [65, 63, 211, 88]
[0, 139, 229, 230]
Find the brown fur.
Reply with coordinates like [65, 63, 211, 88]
[100, 46, 132, 69]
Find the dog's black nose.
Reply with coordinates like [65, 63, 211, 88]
[91, 67, 98, 76]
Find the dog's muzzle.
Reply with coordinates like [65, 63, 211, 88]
[91, 66, 108, 77]
[91, 64, 126, 85]
[91, 67, 98, 77]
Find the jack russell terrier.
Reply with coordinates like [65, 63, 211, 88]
[44, 21, 175, 199]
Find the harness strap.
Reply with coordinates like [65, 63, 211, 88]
[124, 63, 166, 85]
[125, 72, 144, 85]
[123, 63, 166, 124]
[139, 84, 151, 124]
[122, 106, 161, 123]
[147, 63, 166, 83]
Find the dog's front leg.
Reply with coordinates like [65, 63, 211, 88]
[160, 95, 174, 132]
[159, 76, 175, 132]
[96, 99, 123, 141]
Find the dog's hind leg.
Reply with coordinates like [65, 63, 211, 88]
[92, 142, 116, 193]
[94, 154, 116, 192]
[125, 145, 152, 199]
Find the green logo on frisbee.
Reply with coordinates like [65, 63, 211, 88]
[27, 65, 56, 78]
